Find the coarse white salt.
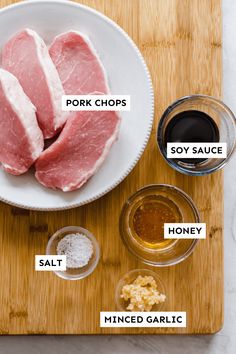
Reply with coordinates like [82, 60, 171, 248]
[57, 233, 93, 269]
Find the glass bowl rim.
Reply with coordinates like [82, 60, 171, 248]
[46, 225, 100, 280]
[157, 94, 236, 176]
[119, 183, 200, 267]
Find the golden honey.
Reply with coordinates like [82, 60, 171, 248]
[131, 195, 182, 249]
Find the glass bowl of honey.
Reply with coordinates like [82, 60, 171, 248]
[119, 184, 200, 267]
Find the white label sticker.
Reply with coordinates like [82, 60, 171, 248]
[100, 312, 186, 328]
[62, 95, 130, 111]
[35, 255, 67, 271]
[167, 143, 227, 159]
[164, 223, 206, 239]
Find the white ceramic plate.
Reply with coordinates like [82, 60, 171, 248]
[0, 0, 154, 210]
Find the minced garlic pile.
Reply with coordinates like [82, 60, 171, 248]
[121, 275, 166, 311]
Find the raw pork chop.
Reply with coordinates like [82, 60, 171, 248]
[35, 110, 120, 191]
[49, 31, 109, 94]
[1, 28, 66, 139]
[0, 69, 43, 175]
[35, 31, 120, 191]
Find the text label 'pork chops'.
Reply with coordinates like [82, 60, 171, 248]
[62, 95, 131, 111]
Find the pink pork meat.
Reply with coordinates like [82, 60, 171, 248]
[0, 69, 43, 175]
[49, 31, 109, 94]
[35, 111, 120, 191]
[35, 31, 120, 191]
[1, 28, 66, 139]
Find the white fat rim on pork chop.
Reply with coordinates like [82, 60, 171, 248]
[50, 30, 111, 94]
[0, 68, 43, 164]
[25, 29, 67, 130]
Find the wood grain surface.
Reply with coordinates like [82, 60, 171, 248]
[0, 0, 223, 334]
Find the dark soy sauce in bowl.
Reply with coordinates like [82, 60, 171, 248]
[164, 110, 220, 164]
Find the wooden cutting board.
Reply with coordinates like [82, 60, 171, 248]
[0, 0, 223, 334]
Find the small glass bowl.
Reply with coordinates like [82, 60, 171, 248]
[46, 226, 100, 280]
[120, 184, 200, 267]
[115, 269, 166, 311]
[157, 95, 236, 175]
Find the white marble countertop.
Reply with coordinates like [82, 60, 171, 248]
[0, 0, 235, 353]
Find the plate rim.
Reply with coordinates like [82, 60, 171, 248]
[0, 0, 154, 211]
